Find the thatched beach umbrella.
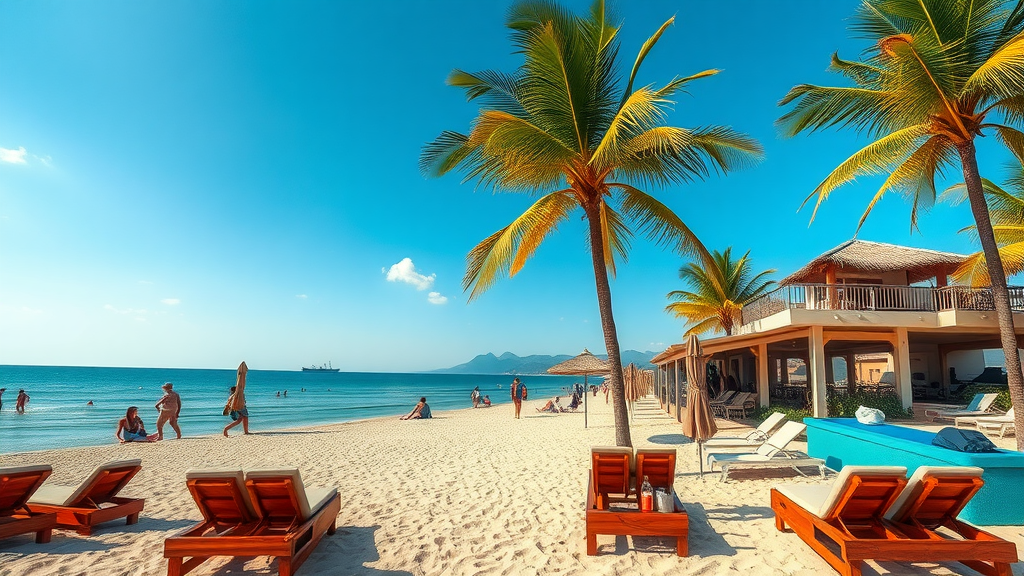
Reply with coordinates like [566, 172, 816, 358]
[623, 363, 653, 420]
[681, 335, 717, 477]
[547, 349, 610, 429]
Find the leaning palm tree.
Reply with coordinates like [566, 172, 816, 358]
[421, 1, 762, 446]
[777, 0, 1024, 449]
[945, 166, 1024, 286]
[666, 248, 776, 336]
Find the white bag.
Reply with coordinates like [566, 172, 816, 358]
[855, 405, 885, 425]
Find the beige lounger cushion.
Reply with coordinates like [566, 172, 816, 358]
[245, 468, 336, 522]
[775, 466, 907, 519]
[635, 447, 676, 455]
[884, 466, 983, 522]
[0, 464, 53, 477]
[185, 468, 257, 518]
[29, 459, 142, 507]
[592, 445, 634, 474]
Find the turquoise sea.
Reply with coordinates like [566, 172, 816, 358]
[0, 366, 581, 455]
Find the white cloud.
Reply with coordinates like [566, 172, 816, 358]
[296, 294, 308, 299]
[385, 258, 435, 290]
[160, 298, 180, 306]
[427, 292, 448, 305]
[0, 147, 28, 164]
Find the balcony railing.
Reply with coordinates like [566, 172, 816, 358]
[740, 283, 1024, 326]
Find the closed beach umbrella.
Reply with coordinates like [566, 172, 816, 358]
[547, 349, 611, 429]
[681, 335, 717, 477]
[233, 361, 248, 410]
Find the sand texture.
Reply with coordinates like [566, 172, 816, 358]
[1, 396, 1023, 575]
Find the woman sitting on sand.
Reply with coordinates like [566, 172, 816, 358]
[482, 395, 491, 407]
[536, 397, 562, 413]
[116, 407, 158, 443]
[400, 397, 431, 420]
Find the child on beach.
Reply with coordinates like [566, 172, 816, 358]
[155, 382, 182, 440]
[400, 397, 431, 420]
[116, 407, 158, 443]
[15, 389, 29, 413]
[482, 395, 491, 407]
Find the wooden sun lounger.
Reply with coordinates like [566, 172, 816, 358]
[164, 468, 340, 576]
[884, 466, 1018, 576]
[28, 459, 144, 535]
[586, 447, 686, 556]
[0, 465, 57, 544]
[772, 465, 909, 576]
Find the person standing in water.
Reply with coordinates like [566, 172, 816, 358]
[15, 389, 29, 413]
[471, 386, 480, 408]
[155, 382, 182, 440]
[0, 388, 5, 412]
[510, 378, 527, 419]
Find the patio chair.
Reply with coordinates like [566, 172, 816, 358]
[707, 422, 824, 482]
[711, 392, 744, 417]
[164, 468, 340, 576]
[884, 466, 1018, 576]
[703, 412, 787, 450]
[586, 447, 687, 556]
[28, 459, 144, 535]
[956, 407, 1014, 429]
[771, 465, 909, 576]
[723, 392, 757, 419]
[709, 391, 737, 412]
[0, 465, 57, 544]
[590, 446, 633, 509]
[927, 393, 999, 421]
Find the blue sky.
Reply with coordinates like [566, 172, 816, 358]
[0, 0, 1014, 372]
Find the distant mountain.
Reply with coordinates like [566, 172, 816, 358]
[431, 350, 657, 375]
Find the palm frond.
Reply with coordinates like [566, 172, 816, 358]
[621, 16, 674, 109]
[964, 32, 1024, 99]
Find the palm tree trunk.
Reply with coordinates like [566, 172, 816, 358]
[957, 141, 1024, 450]
[584, 203, 632, 447]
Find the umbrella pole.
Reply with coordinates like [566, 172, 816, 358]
[584, 374, 588, 429]
[699, 442, 703, 478]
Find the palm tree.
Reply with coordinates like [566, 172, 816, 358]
[666, 248, 776, 337]
[421, 1, 762, 446]
[945, 166, 1024, 286]
[777, 0, 1024, 449]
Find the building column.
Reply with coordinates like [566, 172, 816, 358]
[845, 353, 857, 393]
[758, 343, 770, 408]
[895, 328, 913, 410]
[809, 326, 828, 418]
[824, 354, 835, 384]
[781, 358, 790, 384]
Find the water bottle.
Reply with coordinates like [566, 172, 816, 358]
[640, 475, 653, 513]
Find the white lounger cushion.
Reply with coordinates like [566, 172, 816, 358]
[245, 468, 337, 522]
[0, 464, 53, 477]
[884, 466, 983, 522]
[185, 468, 257, 518]
[935, 394, 998, 417]
[775, 466, 907, 519]
[29, 459, 141, 507]
[705, 412, 787, 448]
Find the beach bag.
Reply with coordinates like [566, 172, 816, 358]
[855, 406, 885, 425]
[932, 427, 998, 453]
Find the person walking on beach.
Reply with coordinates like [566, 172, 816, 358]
[510, 378, 527, 419]
[15, 389, 29, 413]
[471, 386, 480, 408]
[223, 362, 250, 436]
[155, 382, 182, 440]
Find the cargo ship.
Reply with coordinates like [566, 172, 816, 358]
[301, 362, 340, 372]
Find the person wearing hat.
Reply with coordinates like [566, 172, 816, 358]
[155, 382, 182, 440]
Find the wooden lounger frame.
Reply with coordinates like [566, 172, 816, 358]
[29, 463, 144, 535]
[164, 475, 341, 576]
[0, 467, 57, 544]
[585, 474, 687, 556]
[772, 472, 1017, 576]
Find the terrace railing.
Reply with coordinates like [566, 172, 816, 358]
[740, 283, 1024, 326]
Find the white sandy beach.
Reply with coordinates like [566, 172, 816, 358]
[1, 397, 1022, 576]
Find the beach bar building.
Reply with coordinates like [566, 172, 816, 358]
[652, 240, 1024, 418]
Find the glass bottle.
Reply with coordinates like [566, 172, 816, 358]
[640, 475, 653, 512]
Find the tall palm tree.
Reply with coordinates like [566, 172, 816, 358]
[946, 166, 1024, 286]
[666, 248, 776, 337]
[421, 1, 762, 446]
[777, 0, 1024, 449]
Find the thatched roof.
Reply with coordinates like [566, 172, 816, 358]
[547, 349, 611, 375]
[781, 240, 967, 285]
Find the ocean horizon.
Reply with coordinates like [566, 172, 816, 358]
[0, 365, 584, 455]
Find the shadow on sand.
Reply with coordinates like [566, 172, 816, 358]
[681, 502, 743, 556]
[646, 433, 693, 445]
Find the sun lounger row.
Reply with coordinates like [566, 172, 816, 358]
[926, 392, 1000, 420]
[586, 446, 686, 556]
[957, 407, 1016, 438]
[706, 421, 825, 482]
[0, 460, 144, 543]
[772, 465, 1018, 576]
